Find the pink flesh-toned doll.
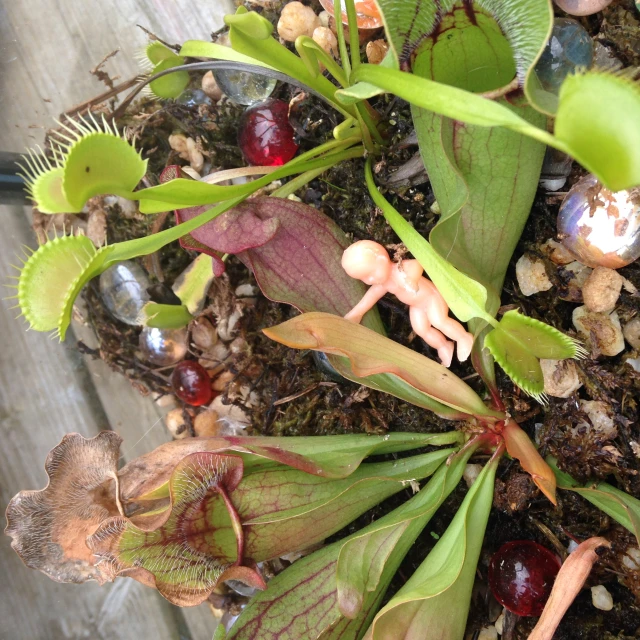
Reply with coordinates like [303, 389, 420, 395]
[342, 240, 474, 368]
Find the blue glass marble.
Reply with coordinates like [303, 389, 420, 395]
[534, 18, 594, 94]
[177, 88, 213, 108]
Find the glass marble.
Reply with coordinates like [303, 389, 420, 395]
[312, 351, 345, 382]
[212, 34, 276, 106]
[534, 18, 594, 95]
[539, 146, 574, 191]
[238, 99, 299, 166]
[225, 579, 258, 598]
[171, 360, 213, 406]
[488, 541, 561, 617]
[139, 327, 188, 366]
[99, 261, 150, 326]
[558, 174, 640, 268]
[177, 88, 213, 108]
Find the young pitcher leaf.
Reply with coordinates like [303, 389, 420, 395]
[365, 452, 499, 640]
[89, 449, 455, 605]
[530, 537, 610, 640]
[264, 312, 502, 419]
[549, 457, 640, 546]
[5, 432, 123, 584]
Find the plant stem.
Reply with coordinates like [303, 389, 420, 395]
[343, 0, 361, 74]
[333, 0, 351, 79]
[270, 167, 329, 198]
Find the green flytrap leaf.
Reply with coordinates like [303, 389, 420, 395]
[217, 445, 477, 639]
[366, 450, 500, 640]
[88, 446, 456, 605]
[485, 311, 586, 401]
[549, 457, 640, 546]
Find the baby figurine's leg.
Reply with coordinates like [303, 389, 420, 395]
[410, 307, 455, 367]
[423, 298, 474, 362]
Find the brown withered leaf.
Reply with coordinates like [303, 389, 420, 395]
[5, 431, 122, 584]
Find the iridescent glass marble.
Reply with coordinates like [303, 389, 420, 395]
[99, 261, 150, 326]
[558, 174, 640, 268]
[139, 327, 188, 366]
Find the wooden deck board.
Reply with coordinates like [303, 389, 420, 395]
[0, 0, 234, 637]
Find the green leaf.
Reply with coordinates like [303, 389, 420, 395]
[88, 447, 456, 605]
[148, 56, 189, 99]
[549, 457, 640, 546]
[364, 159, 496, 326]
[342, 65, 640, 192]
[485, 310, 584, 400]
[366, 451, 499, 640]
[171, 253, 214, 315]
[264, 312, 503, 419]
[137, 302, 193, 329]
[179, 39, 275, 69]
[223, 446, 476, 640]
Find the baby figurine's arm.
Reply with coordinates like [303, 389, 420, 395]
[344, 284, 387, 323]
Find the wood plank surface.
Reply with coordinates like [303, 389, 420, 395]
[0, 0, 234, 638]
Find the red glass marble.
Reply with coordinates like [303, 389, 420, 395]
[238, 98, 298, 166]
[488, 541, 561, 617]
[171, 360, 213, 406]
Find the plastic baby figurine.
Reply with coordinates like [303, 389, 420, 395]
[342, 240, 474, 368]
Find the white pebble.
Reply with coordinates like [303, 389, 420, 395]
[622, 547, 640, 570]
[582, 267, 624, 313]
[626, 357, 640, 372]
[494, 611, 505, 635]
[542, 239, 576, 265]
[165, 408, 190, 439]
[201, 71, 223, 102]
[623, 317, 640, 350]
[312, 26, 338, 58]
[277, 2, 320, 42]
[478, 625, 498, 640]
[463, 463, 483, 488]
[591, 585, 614, 611]
[573, 306, 625, 357]
[516, 254, 552, 296]
[580, 400, 617, 438]
[540, 359, 582, 398]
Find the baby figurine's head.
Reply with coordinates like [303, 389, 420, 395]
[342, 240, 392, 285]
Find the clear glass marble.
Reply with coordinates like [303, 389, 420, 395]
[534, 18, 594, 95]
[212, 34, 276, 106]
[177, 88, 213, 107]
[99, 261, 150, 326]
[558, 174, 640, 268]
[539, 146, 574, 191]
[139, 327, 188, 366]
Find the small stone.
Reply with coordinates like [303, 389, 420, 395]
[558, 261, 592, 302]
[626, 357, 640, 372]
[478, 626, 498, 640]
[194, 410, 222, 437]
[235, 283, 260, 298]
[212, 370, 235, 392]
[212, 33, 276, 106]
[165, 408, 190, 439]
[366, 39, 389, 65]
[177, 88, 213, 108]
[591, 585, 614, 611]
[580, 400, 617, 438]
[593, 42, 624, 72]
[542, 239, 576, 265]
[139, 327, 188, 366]
[169, 134, 204, 173]
[516, 254, 553, 296]
[312, 26, 338, 58]
[622, 547, 640, 570]
[535, 18, 594, 95]
[582, 267, 624, 313]
[201, 71, 223, 102]
[318, 10, 330, 27]
[623, 317, 640, 349]
[277, 2, 320, 42]
[191, 317, 218, 351]
[495, 612, 505, 635]
[463, 463, 483, 489]
[554, 0, 612, 16]
[540, 358, 582, 398]
[99, 261, 150, 326]
[573, 306, 625, 356]
[539, 147, 574, 191]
